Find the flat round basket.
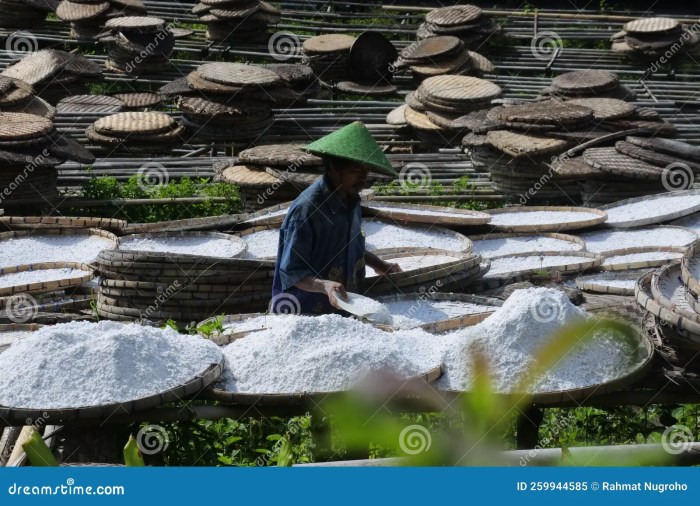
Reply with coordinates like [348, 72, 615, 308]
[551, 70, 619, 93]
[583, 146, 665, 180]
[375, 291, 502, 333]
[362, 201, 491, 227]
[483, 251, 603, 279]
[616, 141, 700, 172]
[400, 36, 463, 62]
[366, 248, 480, 282]
[0, 361, 222, 425]
[575, 269, 650, 295]
[363, 218, 472, 253]
[651, 262, 700, 323]
[625, 136, 700, 160]
[601, 246, 685, 271]
[565, 98, 635, 120]
[426, 5, 482, 26]
[117, 231, 247, 260]
[111, 91, 161, 110]
[302, 34, 356, 54]
[205, 364, 443, 407]
[57, 94, 124, 114]
[419, 75, 501, 104]
[238, 143, 322, 168]
[0, 216, 126, 231]
[486, 206, 607, 233]
[386, 104, 408, 126]
[0, 261, 94, 297]
[486, 130, 570, 158]
[93, 111, 176, 137]
[624, 17, 680, 34]
[239, 202, 291, 227]
[600, 190, 700, 228]
[681, 240, 700, 297]
[580, 225, 698, 254]
[471, 232, 585, 258]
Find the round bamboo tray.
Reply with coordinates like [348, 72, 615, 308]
[0, 262, 94, 297]
[471, 232, 585, 258]
[361, 201, 491, 227]
[97, 248, 275, 269]
[375, 292, 502, 333]
[600, 190, 700, 228]
[99, 278, 271, 296]
[484, 251, 603, 279]
[364, 217, 473, 254]
[369, 248, 479, 279]
[681, 240, 700, 297]
[601, 246, 686, 271]
[485, 206, 607, 233]
[650, 262, 700, 323]
[0, 362, 223, 425]
[635, 271, 700, 344]
[575, 270, 649, 296]
[117, 231, 247, 260]
[439, 319, 654, 405]
[205, 364, 443, 407]
[239, 202, 292, 228]
[0, 216, 127, 231]
[120, 214, 244, 235]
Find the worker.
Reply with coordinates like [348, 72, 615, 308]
[271, 121, 401, 315]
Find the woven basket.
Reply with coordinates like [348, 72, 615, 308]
[0, 262, 94, 297]
[601, 246, 686, 271]
[470, 232, 585, 258]
[0, 216, 126, 231]
[361, 201, 491, 227]
[650, 262, 700, 323]
[116, 231, 248, 261]
[600, 190, 700, 228]
[238, 202, 292, 228]
[0, 362, 222, 425]
[575, 270, 648, 296]
[681, 240, 700, 297]
[120, 215, 244, 235]
[486, 206, 607, 233]
[364, 217, 473, 254]
[485, 251, 603, 280]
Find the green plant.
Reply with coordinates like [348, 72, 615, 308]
[197, 315, 226, 338]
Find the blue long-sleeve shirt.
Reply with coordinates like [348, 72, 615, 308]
[271, 175, 365, 315]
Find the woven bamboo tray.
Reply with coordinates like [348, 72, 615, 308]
[485, 206, 607, 233]
[0, 262, 94, 297]
[471, 232, 585, 258]
[116, 231, 247, 260]
[635, 271, 700, 343]
[97, 248, 275, 269]
[375, 292, 502, 333]
[205, 364, 443, 407]
[601, 246, 686, 271]
[484, 251, 603, 280]
[440, 322, 654, 405]
[120, 214, 244, 235]
[370, 248, 479, 278]
[681, 240, 700, 297]
[575, 270, 649, 296]
[361, 201, 490, 227]
[239, 202, 292, 228]
[600, 190, 700, 228]
[0, 216, 126, 231]
[0, 361, 223, 425]
[650, 262, 700, 323]
[364, 217, 473, 254]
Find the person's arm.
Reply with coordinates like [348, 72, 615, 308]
[295, 277, 347, 309]
[365, 251, 402, 276]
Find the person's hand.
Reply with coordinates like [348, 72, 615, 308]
[323, 280, 347, 309]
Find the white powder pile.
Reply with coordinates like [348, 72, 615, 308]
[363, 220, 466, 252]
[603, 251, 683, 267]
[222, 314, 296, 334]
[244, 209, 288, 224]
[485, 255, 590, 278]
[0, 321, 223, 409]
[242, 229, 280, 259]
[489, 211, 600, 227]
[369, 205, 465, 219]
[120, 236, 245, 258]
[366, 254, 457, 277]
[0, 331, 35, 351]
[580, 227, 697, 254]
[0, 268, 87, 289]
[0, 235, 114, 268]
[473, 236, 582, 258]
[220, 314, 441, 394]
[437, 288, 644, 393]
[604, 193, 700, 225]
[386, 299, 496, 329]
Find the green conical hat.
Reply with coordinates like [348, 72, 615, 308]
[304, 121, 398, 177]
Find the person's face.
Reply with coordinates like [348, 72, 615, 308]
[331, 160, 370, 195]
